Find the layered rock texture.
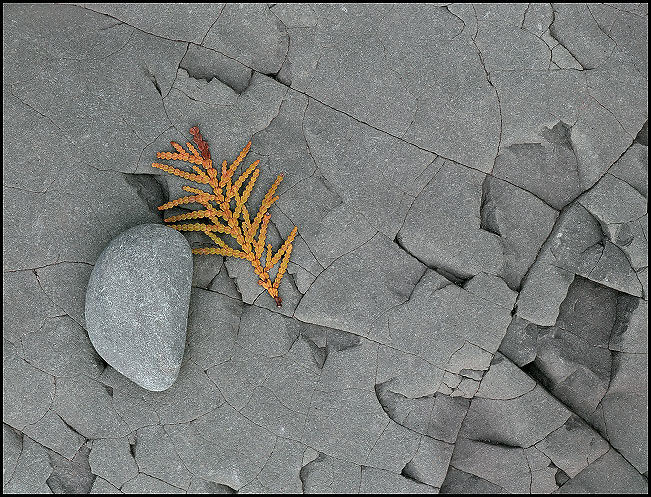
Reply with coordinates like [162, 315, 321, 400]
[3, 3, 647, 494]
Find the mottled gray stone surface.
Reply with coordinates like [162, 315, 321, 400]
[3, 3, 647, 495]
[85, 224, 193, 391]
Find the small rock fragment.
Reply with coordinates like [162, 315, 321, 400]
[88, 438, 138, 489]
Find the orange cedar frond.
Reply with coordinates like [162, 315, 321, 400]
[193, 247, 248, 258]
[169, 222, 232, 234]
[239, 167, 260, 205]
[171, 142, 186, 154]
[233, 141, 252, 169]
[192, 165, 207, 177]
[186, 142, 200, 157]
[232, 193, 245, 220]
[273, 241, 294, 290]
[220, 160, 228, 187]
[154, 128, 297, 307]
[181, 186, 224, 204]
[156, 151, 206, 166]
[241, 204, 252, 237]
[265, 174, 284, 202]
[192, 247, 228, 255]
[152, 163, 210, 184]
[269, 226, 298, 268]
[189, 126, 211, 160]
[158, 194, 217, 210]
[182, 186, 211, 196]
[163, 209, 218, 223]
[255, 213, 271, 261]
[204, 231, 229, 249]
[229, 161, 259, 199]
[248, 174, 282, 241]
[222, 141, 251, 188]
[157, 195, 198, 210]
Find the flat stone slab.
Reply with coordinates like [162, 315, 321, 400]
[3, 4, 648, 494]
[85, 223, 192, 391]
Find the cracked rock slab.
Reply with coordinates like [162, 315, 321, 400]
[3, 3, 648, 495]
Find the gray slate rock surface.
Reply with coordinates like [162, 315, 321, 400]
[3, 4, 648, 494]
[85, 224, 192, 391]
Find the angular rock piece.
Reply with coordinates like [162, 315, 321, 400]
[121, 474, 185, 494]
[88, 438, 138, 489]
[294, 233, 425, 335]
[22, 410, 86, 460]
[608, 143, 648, 198]
[85, 224, 193, 391]
[451, 439, 530, 494]
[203, 3, 289, 75]
[479, 176, 559, 290]
[360, 467, 438, 494]
[299, 453, 360, 494]
[535, 415, 609, 478]
[460, 384, 570, 448]
[599, 352, 648, 475]
[397, 162, 503, 279]
[440, 466, 507, 494]
[46, 443, 96, 494]
[3, 437, 53, 494]
[3, 424, 22, 487]
[492, 122, 583, 210]
[3, 339, 55, 431]
[556, 449, 648, 494]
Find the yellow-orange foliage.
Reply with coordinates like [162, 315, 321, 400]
[152, 126, 297, 307]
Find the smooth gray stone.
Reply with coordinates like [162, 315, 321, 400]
[85, 223, 192, 391]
